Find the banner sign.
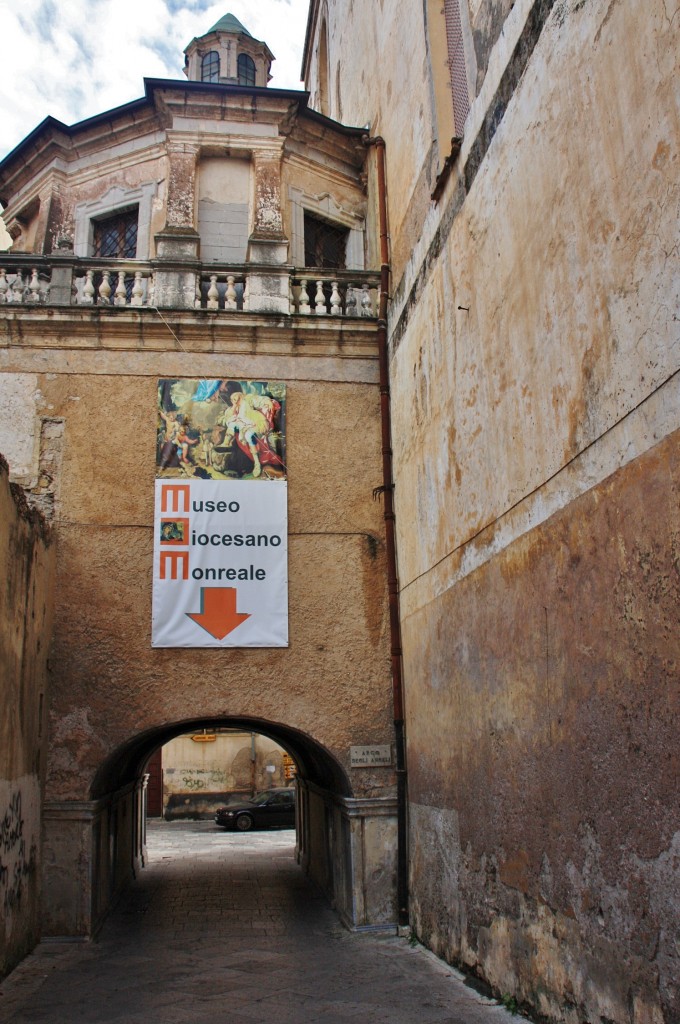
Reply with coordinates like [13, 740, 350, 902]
[152, 378, 288, 648]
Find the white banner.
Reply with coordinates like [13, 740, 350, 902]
[152, 478, 288, 647]
[151, 378, 288, 648]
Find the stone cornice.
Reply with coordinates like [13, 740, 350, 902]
[0, 306, 379, 364]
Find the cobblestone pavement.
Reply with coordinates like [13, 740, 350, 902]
[0, 821, 519, 1024]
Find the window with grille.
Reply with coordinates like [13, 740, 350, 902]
[444, 0, 470, 135]
[92, 208, 138, 259]
[201, 51, 220, 83]
[237, 53, 256, 87]
[304, 213, 347, 269]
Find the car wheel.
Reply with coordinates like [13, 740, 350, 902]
[236, 813, 253, 832]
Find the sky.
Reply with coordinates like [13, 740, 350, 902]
[0, 0, 311, 162]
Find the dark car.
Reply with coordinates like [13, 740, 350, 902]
[214, 788, 296, 832]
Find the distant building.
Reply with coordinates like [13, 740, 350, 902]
[147, 729, 294, 820]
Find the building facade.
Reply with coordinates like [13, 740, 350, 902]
[301, 2, 680, 1023]
[0, 12, 398, 953]
[1, 3, 679, 1022]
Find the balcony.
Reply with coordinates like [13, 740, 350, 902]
[0, 255, 380, 319]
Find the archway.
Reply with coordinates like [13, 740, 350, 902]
[91, 715, 351, 800]
[45, 715, 397, 941]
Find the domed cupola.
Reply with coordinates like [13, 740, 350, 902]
[183, 13, 274, 88]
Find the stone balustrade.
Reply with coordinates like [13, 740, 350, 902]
[72, 265, 154, 307]
[0, 266, 50, 304]
[0, 256, 380, 319]
[196, 271, 247, 311]
[290, 273, 378, 317]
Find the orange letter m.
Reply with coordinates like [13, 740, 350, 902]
[160, 550, 189, 580]
[161, 484, 190, 513]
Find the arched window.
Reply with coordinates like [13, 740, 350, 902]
[201, 51, 220, 83]
[318, 20, 329, 116]
[237, 53, 256, 87]
[443, 0, 470, 135]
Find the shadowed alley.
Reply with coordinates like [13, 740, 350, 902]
[0, 822, 518, 1024]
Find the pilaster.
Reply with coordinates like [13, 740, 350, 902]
[153, 142, 201, 307]
[246, 147, 290, 313]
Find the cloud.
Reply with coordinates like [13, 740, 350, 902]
[0, 0, 310, 160]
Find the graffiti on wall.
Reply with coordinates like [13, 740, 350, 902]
[0, 790, 36, 919]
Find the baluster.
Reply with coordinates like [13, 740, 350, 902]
[360, 282, 373, 317]
[80, 270, 95, 305]
[27, 268, 41, 303]
[147, 274, 155, 308]
[0, 269, 8, 303]
[207, 274, 219, 310]
[98, 270, 111, 305]
[345, 284, 357, 316]
[242, 274, 249, 311]
[299, 278, 310, 314]
[194, 275, 202, 309]
[114, 271, 127, 306]
[11, 270, 25, 303]
[330, 280, 342, 315]
[289, 275, 295, 314]
[225, 275, 237, 310]
[315, 280, 326, 315]
[131, 271, 144, 306]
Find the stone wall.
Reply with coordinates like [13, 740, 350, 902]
[0, 456, 55, 979]
[305, 0, 680, 1020]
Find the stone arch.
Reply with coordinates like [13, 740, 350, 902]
[90, 714, 352, 800]
[42, 713, 399, 944]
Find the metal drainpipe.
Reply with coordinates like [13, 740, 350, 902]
[363, 134, 409, 927]
[250, 732, 256, 797]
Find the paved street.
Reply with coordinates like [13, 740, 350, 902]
[0, 821, 519, 1024]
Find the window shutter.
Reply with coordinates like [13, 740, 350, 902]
[444, 0, 470, 135]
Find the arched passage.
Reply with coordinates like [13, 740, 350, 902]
[90, 716, 352, 931]
[91, 715, 352, 800]
[42, 716, 396, 942]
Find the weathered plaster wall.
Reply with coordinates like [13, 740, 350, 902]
[305, 0, 439, 279]
[407, 432, 680, 1023]
[0, 366, 391, 805]
[6, 151, 166, 256]
[389, 0, 679, 592]
[307, 0, 680, 1019]
[0, 457, 54, 979]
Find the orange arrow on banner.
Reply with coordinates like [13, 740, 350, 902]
[186, 587, 251, 640]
